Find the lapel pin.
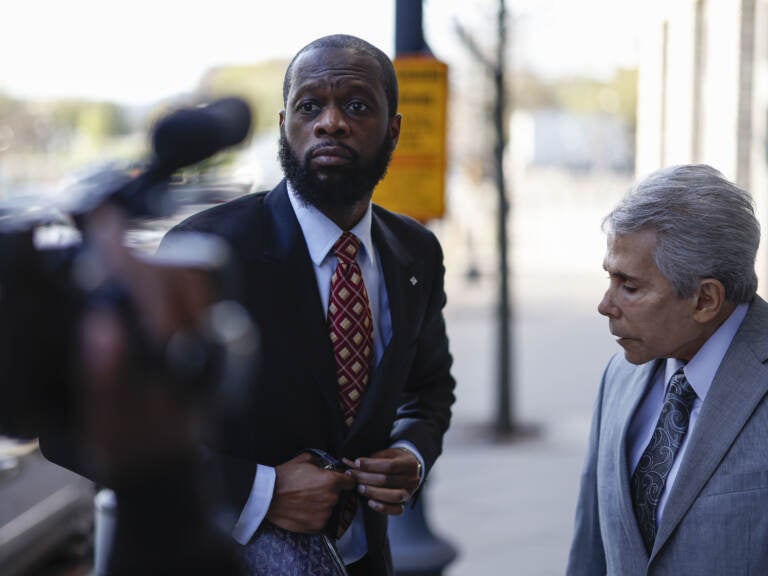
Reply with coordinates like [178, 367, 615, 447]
[410, 276, 418, 286]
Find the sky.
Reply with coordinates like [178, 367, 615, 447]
[0, 0, 648, 105]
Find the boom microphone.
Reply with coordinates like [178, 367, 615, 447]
[100, 97, 252, 219]
[151, 97, 252, 173]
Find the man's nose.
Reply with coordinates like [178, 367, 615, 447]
[597, 289, 618, 318]
[314, 106, 349, 137]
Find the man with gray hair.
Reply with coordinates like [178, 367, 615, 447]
[567, 164, 768, 574]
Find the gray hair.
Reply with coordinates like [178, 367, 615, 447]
[603, 164, 760, 302]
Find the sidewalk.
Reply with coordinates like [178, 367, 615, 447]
[423, 169, 630, 575]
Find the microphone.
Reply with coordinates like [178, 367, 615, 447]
[151, 97, 252, 173]
[105, 97, 252, 218]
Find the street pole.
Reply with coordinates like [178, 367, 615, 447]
[493, 0, 514, 437]
[395, 0, 430, 54]
[389, 4, 458, 575]
[454, 0, 518, 438]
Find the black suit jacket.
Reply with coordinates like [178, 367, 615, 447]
[167, 181, 456, 575]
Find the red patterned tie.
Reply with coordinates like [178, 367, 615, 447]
[328, 232, 373, 429]
[328, 232, 372, 538]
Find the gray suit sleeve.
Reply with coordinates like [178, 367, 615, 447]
[566, 365, 608, 576]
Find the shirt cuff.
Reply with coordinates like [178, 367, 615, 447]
[231, 464, 276, 545]
[390, 441, 425, 487]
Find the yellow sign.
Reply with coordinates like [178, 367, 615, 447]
[374, 57, 448, 222]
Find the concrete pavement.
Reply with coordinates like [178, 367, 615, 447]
[422, 169, 631, 575]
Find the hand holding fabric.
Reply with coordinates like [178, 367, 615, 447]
[345, 448, 421, 515]
[267, 452, 356, 533]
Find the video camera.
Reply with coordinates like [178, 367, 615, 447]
[0, 97, 257, 439]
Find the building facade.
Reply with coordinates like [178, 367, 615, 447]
[636, 0, 768, 282]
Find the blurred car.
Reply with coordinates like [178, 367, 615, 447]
[0, 437, 94, 576]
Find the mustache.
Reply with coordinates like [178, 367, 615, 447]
[305, 141, 358, 162]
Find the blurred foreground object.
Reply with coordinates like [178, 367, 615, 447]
[0, 96, 253, 439]
[0, 97, 256, 575]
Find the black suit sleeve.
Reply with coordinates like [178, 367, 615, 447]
[389, 234, 456, 475]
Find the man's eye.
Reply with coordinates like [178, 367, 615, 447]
[298, 102, 319, 113]
[347, 101, 368, 113]
[622, 284, 637, 294]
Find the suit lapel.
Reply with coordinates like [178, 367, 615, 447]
[260, 182, 345, 444]
[616, 360, 660, 558]
[346, 210, 418, 441]
[652, 297, 768, 559]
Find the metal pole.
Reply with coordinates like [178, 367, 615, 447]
[494, 0, 514, 436]
[395, 0, 430, 54]
[390, 4, 458, 574]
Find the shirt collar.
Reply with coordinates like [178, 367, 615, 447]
[665, 302, 750, 401]
[286, 181, 375, 266]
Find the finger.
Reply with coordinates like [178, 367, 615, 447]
[357, 484, 410, 505]
[331, 470, 357, 491]
[299, 462, 355, 492]
[349, 467, 419, 488]
[347, 469, 389, 487]
[367, 499, 406, 516]
[353, 456, 414, 474]
[293, 452, 315, 464]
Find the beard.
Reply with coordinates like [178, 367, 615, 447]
[278, 127, 394, 210]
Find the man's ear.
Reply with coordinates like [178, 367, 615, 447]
[692, 278, 728, 323]
[279, 110, 285, 128]
[389, 113, 402, 148]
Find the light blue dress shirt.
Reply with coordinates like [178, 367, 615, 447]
[232, 183, 424, 564]
[627, 302, 749, 526]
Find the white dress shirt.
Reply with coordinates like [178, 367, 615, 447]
[232, 183, 424, 564]
[627, 302, 749, 526]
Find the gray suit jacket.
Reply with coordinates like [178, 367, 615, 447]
[567, 296, 768, 575]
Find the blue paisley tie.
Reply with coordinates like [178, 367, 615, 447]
[631, 370, 697, 552]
